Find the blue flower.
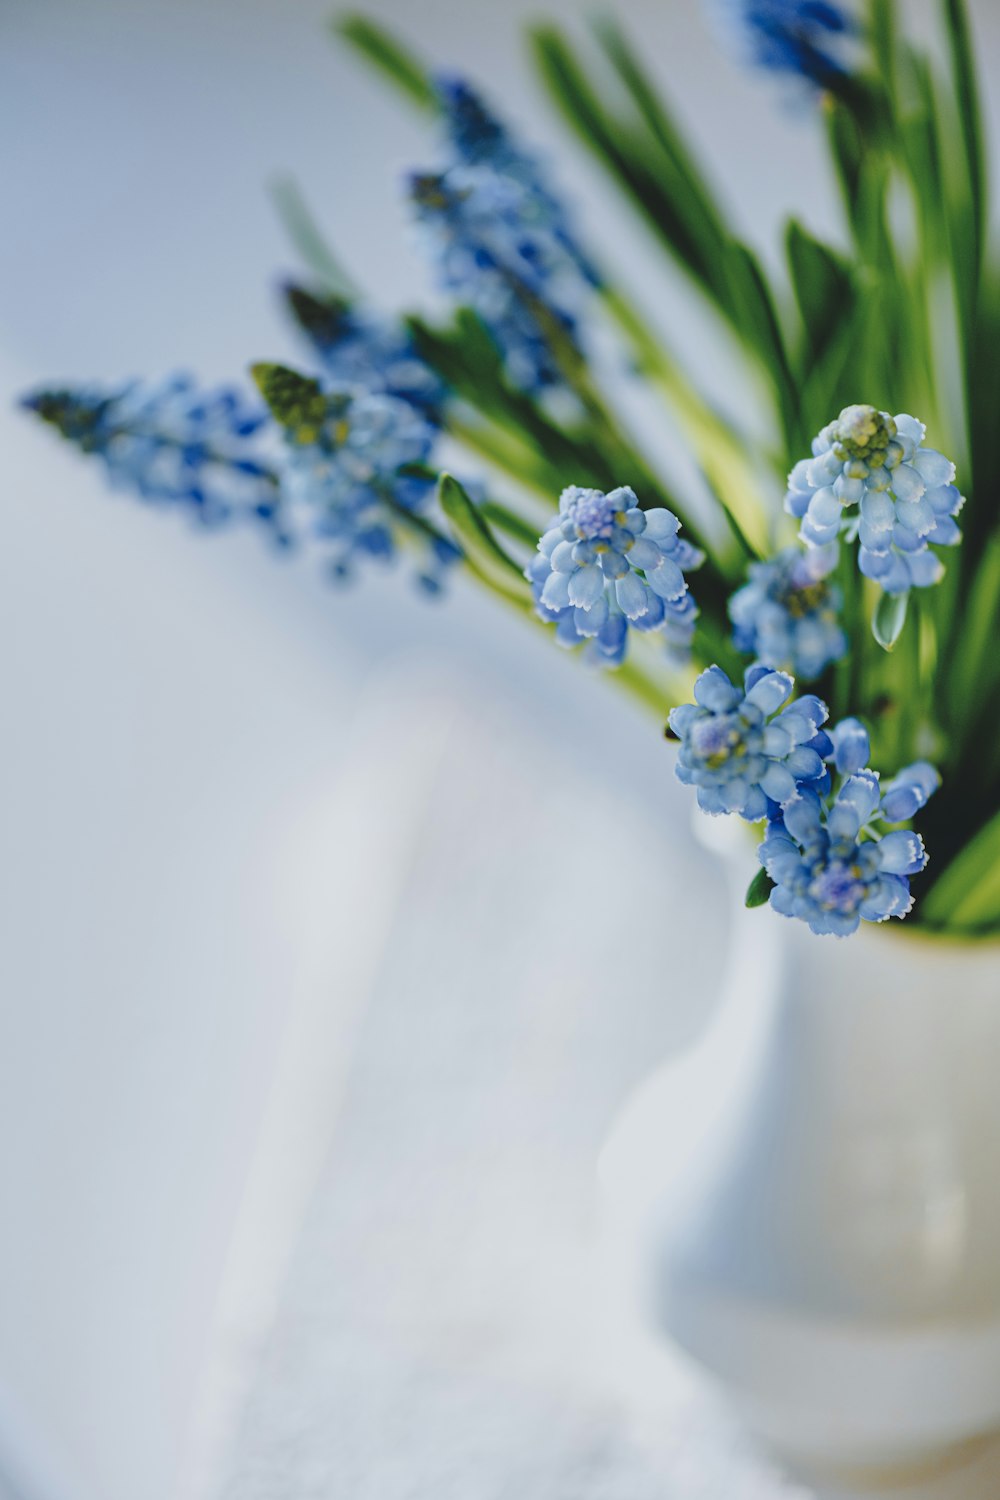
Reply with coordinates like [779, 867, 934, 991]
[435, 76, 598, 274]
[21, 374, 282, 532]
[252, 363, 456, 591]
[715, 0, 856, 90]
[437, 75, 540, 185]
[409, 78, 598, 395]
[729, 543, 846, 679]
[409, 168, 591, 394]
[881, 760, 941, 822]
[527, 486, 702, 666]
[284, 284, 444, 420]
[760, 769, 934, 937]
[785, 406, 964, 595]
[828, 715, 870, 775]
[669, 663, 831, 820]
[757, 713, 939, 934]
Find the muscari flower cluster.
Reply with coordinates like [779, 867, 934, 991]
[527, 486, 702, 666]
[716, 0, 856, 91]
[669, 663, 831, 819]
[408, 77, 599, 394]
[669, 667, 939, 934]
[284, 283, 444, 422]
[786, 405, 963, 595]
[251, 363, 457, 591]
[438, 75, 552, 190]
[760, 720, 939, 935]
[21, 375, 282, 533]
[729, 542, 846, 680]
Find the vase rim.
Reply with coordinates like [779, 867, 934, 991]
[866, 919, 1000, 951]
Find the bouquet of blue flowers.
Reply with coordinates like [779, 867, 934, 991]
[23, 0, 1000, 938]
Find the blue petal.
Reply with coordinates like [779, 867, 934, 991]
[744, 668, 793, 716]
[668, 703, 699, 735]
[786, 746, 824, 781]
[642, 508, 680, 543]
[693, 666, 738, 713]
[889, 463, 925, 503]
[646, 556, 686, 601]
[615, 570, 648, 619]
[830, 717, 870, 775]
[540, 570, 572, 610]
[742, 785, 769, 822]
[568, 563, 605, 608]
[837, 771, 881, 825]
[760, 763, 798, 805]
[913, 448, 955, 486]
[879, 829, 927, 875]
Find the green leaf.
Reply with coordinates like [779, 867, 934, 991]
[437, 473, 532, 602]
[479, 500, 545, 551]
[249, 362, 326, 429]
[588, 18, 730, 255]
[870, 0, 900, 113]
[941, 0, 986, 269]
[333, 15, 438, 111]
[529, 26, 733, 315]
[284, 282, 353, 345]
[872, 589, 910, 651]
[824, 99, 864, 236]
[921, 806, 1000, 931]
[745, 868, 774, 910]
[725, 242, 797, 439]
[944, 533, 1000, 723]
[269, 176, 359, 300]
[785, 219, 854, 365]
[529, 23, 797, 439]
[407, 313, 618, 489]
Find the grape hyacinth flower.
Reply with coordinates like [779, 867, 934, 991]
[284, 284, 444, 420]
[786, 405, 964, 596]
[759, 720, 939, 936]
[409, 169, 590, 394]
[715, 0, 856, 91]
[409, 78, 599, 394]
[437, 75, 547, 189]
[21, 375, 281, 531]
[668, 663, 832, 819]
[527, 486, 702, 666]
[880, 760, 941, 822]
[729, 543, 846, 679]
[435, 75, 599, 279]
[252, 363, 457, 591]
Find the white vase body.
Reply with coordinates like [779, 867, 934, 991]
[600, 848, 1000, 1478]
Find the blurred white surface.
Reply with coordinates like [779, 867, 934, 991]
[3, 2, 1000, 1499]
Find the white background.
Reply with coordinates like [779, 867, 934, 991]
[2, 3, 1000, 1498]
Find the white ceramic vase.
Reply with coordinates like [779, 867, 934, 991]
[600, 824, 1000, 1481]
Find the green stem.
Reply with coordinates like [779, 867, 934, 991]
[446, 414, 564, 502]
[601, 284, 769, 560]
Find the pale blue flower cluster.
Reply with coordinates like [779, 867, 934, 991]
[786, 405, 964, 595]
[729, 543, 846, 679]
[254, 365, 456, 591]
[527, 486, 702, 665]
[284, 283, 444, 421]
[759, 718, 940, 936]
[670, 670, 940, 934]
[409, 78, 598, 394]
[438, 76, 548, 189]
[437, 76, 599, 284]
[21, 375, 282, 532]
[669, 663, 832, 819]
[715, 0, 856, 90]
